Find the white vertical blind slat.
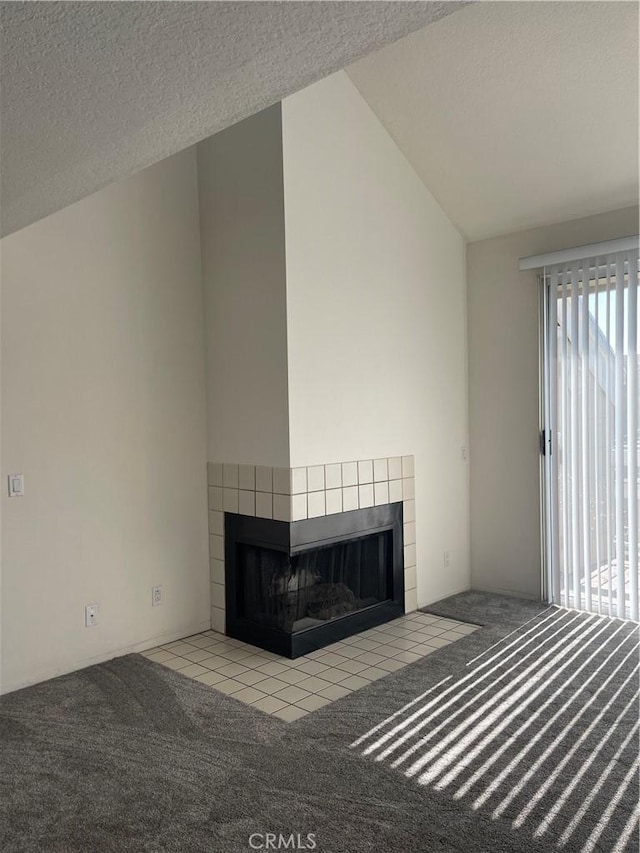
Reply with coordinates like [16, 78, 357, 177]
[561, 271, 571, 608]
[593, 262, 602, 615]
[580, 259, 592, 612]
[570, 261, 583, 609]
[605, 262, 614, 616]
[542, 274, 553, 597]
[626, 252, 639, 621]
[614, 253, 626, 618]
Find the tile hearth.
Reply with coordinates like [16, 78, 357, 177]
[143, 611, 479, 722]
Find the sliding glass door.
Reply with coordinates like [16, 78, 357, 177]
[542, 250, 639, 620]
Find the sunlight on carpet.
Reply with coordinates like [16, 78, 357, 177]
[351, 608, 639, 852]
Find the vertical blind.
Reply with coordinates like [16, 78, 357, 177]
[545, 249, 639, 620]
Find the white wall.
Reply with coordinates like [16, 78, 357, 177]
[467, 205, 639, 599]
[282, 72, 470, 606]
[198, 105, 290, 469]
[0, 149, 210, 693]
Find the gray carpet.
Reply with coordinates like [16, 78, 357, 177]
[1, 592, 638, 853]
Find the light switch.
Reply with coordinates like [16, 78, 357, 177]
[8, 474, 24, 497]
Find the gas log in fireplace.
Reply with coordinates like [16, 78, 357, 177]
[225, 504, 404, 657]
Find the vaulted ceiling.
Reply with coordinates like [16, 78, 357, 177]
[348, 1, 639, 242]
[2, 2, 637, 243]
[0, 1, 465, 237]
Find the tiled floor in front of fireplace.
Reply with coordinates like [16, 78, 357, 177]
[142, 611, 479, 722]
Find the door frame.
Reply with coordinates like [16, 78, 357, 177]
[539, 272, 552, 605]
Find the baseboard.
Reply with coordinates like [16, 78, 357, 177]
[419, 584, 472, 609]
[0, 618, 211, 696]
[470, 584, 542, 602]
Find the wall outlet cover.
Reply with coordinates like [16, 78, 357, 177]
[152, 585, 163, 606]
[85, 604, 98, 627]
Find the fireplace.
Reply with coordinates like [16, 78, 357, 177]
[225, 504, 404, 657]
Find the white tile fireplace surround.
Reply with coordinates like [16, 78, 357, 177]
[207, 456, 417, 636]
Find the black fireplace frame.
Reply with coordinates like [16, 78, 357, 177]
[224, 503, 404, 657]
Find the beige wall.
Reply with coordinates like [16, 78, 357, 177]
[282, 72, 470, 607]
[0, 149, 210, 693]
[197, 105, 290, 469]
[6, 70, 628, 693]
[467, 205, 639, 599]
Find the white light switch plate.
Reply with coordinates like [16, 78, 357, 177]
[8, 474, 24, 497]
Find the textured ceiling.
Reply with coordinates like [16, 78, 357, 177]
[0, 1, 465, 237]
[348, 1, 639, 242]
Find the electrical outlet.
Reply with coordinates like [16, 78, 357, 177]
[85, 604, 98, 627]
[460, 445, 468, 462]
[444, 551, 451, 568]
[152, 585, 163, 607]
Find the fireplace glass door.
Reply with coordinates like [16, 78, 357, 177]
[236, 531, 393, 634]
